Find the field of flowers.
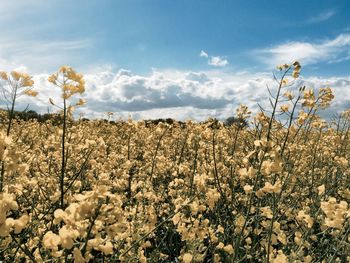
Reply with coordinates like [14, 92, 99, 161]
[0, 63, 349, 262]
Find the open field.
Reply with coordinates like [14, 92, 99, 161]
[0, 65, 350, 262]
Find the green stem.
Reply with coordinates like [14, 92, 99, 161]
[60, 97, 67, 209]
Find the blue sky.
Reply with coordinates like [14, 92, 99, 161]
[0, 0, 350, 120]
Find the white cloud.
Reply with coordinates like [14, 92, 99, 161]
[2, 67, 349, 121]
[200, 50, 208, 58]
[200, 50, 229, 67]
[208, 56, 229, 67]
[257, 33, 350, 67]
[307, 10, 336, 23]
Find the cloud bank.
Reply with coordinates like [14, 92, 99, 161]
[5, 68, 349, 121]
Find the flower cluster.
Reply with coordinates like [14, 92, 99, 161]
[0, 63, 349, 262]
[0, 193, 28, 236]
[48, 66, 85, 100]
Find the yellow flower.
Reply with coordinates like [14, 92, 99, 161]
[243, 184, 253, 193]
[223, 244, 234, 254]
[0, 71, 8, 80]
[271, 250, 288, 263]
[216, 242, 224, 249]
[318, 185, 325, 195]
[11, 71, 21, 81]
[12, 214, 29, 234]
[59, 226, 79, 249]
[42, 231, 61, 251]
[21, 76, 34, 87]
[76, 98, 86, 106]
[297, 210, 314, 228]
[284, 91, 294, 100]
[98, 241, 114, 255]
[260, 206, 273, 219]
[24, 90, 38, 97]
[59, 65, 72, 73]
[321, 197, 349, 229]
[280, 104, 289, 112]
[261, 181, 282, 194]
[292, 71, 300, 78]
[48, 74, 58, 84]
[183, 253, 193, 263]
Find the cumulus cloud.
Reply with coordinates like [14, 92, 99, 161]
[208, 56, 229, 67]
[256, 33, 350, 67]
[2, 67, 349, 121]
[200, 50, 229, 67]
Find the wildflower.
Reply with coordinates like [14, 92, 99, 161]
[271, 250, 288, 263]
[260, 206, 273, 219]
[48, 74, 58, 84]
[12, 214, 29, 234]
[243, 184, 253, 193]
[0, 71, 8, 80]
[183, 253, 193, 263]
[297, 210, 314, 228]
[280, 104, 289, 112]
[59, 226, 79, 249]
[261, 181, 282, 194]
[206, 188, 221, 209]
[24, 90, 38, 97]
[321, 197, 349, 229]
[11, 71, 21, 81]
[76, 98, 86, 106]
[223, 244, 234, 254]
[216, 242, 224, 249]
[43, 231, 61, 251]
[98, 241, 114, 255]
[318, 185, 325, 196]
[284, 91, 294, 100]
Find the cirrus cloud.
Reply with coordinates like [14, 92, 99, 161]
[256, 33, 350, 67]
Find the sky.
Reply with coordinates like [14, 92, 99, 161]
[0, 0, 349, 120]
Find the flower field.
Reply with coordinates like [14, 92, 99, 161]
[0, 63, 349, 262]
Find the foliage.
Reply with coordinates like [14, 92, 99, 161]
[0, 63, 349, 262]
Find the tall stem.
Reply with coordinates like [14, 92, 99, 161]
[7, 87, 17, 136]
[0, 84, 18, 192]
[60, 97, 67, 208]
[266, 68, 290, 142]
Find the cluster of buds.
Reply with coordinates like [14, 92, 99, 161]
[292, 61, 301, 78]
[321, 197, 349, 229]
[0, 71, 37, 97]
[318, 87, 334, 109]
[48, 66, 85, 100]
[0, 193, 29, 237]
[276, 61, 301, 79]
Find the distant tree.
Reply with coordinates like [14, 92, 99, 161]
[17, 110, 39, 121]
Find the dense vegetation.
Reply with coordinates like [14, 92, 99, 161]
[0, 63, 349, 262]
